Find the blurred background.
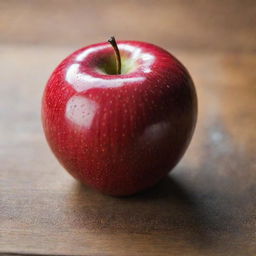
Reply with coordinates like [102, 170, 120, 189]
[1, 0, 255, 50]
[1, 1, 256, 255]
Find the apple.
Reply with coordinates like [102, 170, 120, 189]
[42, 37, 197, 196]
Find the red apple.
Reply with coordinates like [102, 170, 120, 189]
[42, 38, 197, 196]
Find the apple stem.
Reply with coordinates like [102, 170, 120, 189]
[108, 36, 121, 75]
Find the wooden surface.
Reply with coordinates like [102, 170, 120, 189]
[1, 1, 256, 256]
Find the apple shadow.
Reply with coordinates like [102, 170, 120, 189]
[70, 173, 222, 253]
[122, 176, 218, 247]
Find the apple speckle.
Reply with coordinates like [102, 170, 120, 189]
[42, 40, 197, 196]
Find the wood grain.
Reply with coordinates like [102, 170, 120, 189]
[0, 0, 256, 51]
[1, 1, 256, 255]
[1, 45, 255, 256]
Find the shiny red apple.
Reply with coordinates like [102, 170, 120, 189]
[42, 37, 197, 196]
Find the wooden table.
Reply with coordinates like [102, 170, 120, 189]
[1, 1, 256, 255]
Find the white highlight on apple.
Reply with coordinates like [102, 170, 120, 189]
[117, 44, 155, 73]
[76, 45, 107, 62]
[66, 64, 145, 92]
[66, 43, 155, 92]
[65, 95, 99, 128]
[140, 122, 171, 145]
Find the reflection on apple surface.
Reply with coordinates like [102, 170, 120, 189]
[42, 38, 197, 196]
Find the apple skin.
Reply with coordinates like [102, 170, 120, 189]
[42, 40, 197, 196]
